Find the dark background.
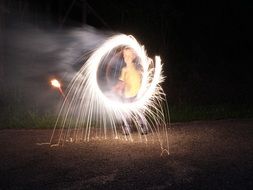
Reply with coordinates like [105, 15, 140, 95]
[0, 2, 252, 189]
[0, 0, 252, 111]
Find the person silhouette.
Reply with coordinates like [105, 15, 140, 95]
[112, 47, 148, 135]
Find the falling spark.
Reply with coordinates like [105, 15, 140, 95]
[51, 79, 65, 97]
[50, 34, 170, 155]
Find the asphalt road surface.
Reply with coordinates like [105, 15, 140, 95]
[0, 119, 252, 190]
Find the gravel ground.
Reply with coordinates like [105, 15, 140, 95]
[0, 119, 253, 190]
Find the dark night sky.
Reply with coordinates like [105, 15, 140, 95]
[2, 0, 253, 105]
[84, 0, 253, 105]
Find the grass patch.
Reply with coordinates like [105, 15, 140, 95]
[2, 103, 252, 129]
[0, 109, 56, 129]
[0, 85, 57, 129]
[169, 103, 253, 123]
[1, 85, 253, 128]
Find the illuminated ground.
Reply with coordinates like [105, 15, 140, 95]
[0, 119, 252, 190]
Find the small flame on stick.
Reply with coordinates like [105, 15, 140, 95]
[51, 79, 65, 97]
[51, 79, 61, 88]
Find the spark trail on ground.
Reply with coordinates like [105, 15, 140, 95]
[50, 34, 170, 154]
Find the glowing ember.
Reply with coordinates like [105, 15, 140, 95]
[50, 79, 65, 97]
[51, 79, 61, 88]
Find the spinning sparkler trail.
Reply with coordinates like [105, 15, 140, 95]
[50, 34, 170, 154]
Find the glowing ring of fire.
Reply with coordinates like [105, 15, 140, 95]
[84, 34, 162, 113]
[50, 34, 168, 151]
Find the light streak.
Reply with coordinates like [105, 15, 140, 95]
[50, 34, 170, 155]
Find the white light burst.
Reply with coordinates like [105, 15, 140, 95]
[50, 34, 170, 154]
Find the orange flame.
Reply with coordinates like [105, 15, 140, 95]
[51, 79, 61, 88]
[50, 79, 65, 97]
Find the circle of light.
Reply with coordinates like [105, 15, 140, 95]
[84, 34, 162, 114]
[49, 34, 168, 147]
